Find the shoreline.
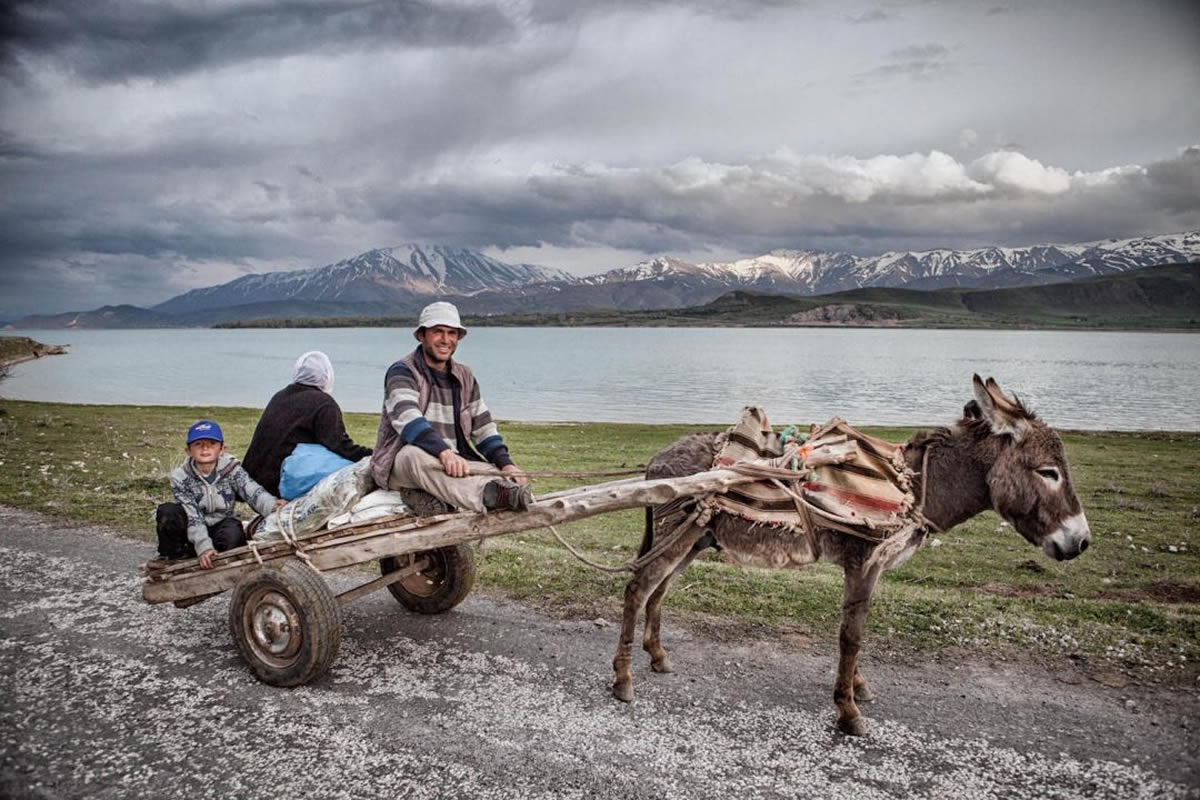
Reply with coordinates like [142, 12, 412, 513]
[0, 336, 69, 369]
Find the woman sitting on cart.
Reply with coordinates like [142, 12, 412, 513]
[243, 351, 373, 499]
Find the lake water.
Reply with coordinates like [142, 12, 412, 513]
[2, 327, 1198, 430]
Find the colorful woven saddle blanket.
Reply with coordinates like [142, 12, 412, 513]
[711, 407, 917, 540]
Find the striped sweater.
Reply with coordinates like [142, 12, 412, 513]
[370, 347, 513, 489]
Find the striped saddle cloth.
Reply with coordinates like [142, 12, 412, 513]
[712, 407, 916, 540]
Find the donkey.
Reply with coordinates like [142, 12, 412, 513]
[611, 375, 1090, 735]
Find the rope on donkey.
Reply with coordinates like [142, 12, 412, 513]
[544, 500, 715, 574]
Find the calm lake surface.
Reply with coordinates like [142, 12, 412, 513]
[3, 327, 1198, 430]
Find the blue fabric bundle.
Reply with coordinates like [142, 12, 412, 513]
[279, 443, 355, 499]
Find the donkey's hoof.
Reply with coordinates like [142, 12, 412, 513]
[837, 715, 870, 737]
[650, 656, 674, 674]
[612, 681, 634, 703]
[854, 685, 874, 703]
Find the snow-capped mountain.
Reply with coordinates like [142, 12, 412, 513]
[578, 252, 864, 294]
[154, 244, 574, 314]
[1035, 232, 1200, 281]
[587, 232, 1200, 297]
[32, 230, 1194, 328]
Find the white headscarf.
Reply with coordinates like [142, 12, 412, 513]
[292, 351, 334, 394]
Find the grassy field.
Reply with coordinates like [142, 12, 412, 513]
[0, 398, 1196, 684]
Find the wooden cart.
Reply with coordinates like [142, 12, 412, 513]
[141, 468, 758, 688]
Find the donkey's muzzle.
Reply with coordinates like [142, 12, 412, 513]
[1043, 511, 1091, 561]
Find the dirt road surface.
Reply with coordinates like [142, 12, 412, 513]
[1, 506, 1196, 799]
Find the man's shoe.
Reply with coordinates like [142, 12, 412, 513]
[482, 479, 532, 512]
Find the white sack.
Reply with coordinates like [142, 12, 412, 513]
[326, 490, 411, 528]
[255, 457, 375, 541]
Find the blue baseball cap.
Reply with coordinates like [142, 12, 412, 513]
[186, 420, 224, 444]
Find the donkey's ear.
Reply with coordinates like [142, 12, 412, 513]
[962, 399, 982, 419]
[972, 374, 1029, 440]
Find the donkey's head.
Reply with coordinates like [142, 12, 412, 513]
[969, 374, 1090, 561]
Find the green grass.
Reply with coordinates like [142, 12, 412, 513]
[1, 399, 1197, 683]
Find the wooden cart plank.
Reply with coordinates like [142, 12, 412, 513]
[142, 466, 756, 605]
[142, 513, 458, 580]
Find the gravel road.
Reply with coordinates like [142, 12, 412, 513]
[1, 505, 1196, 799]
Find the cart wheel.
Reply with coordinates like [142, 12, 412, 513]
[229, 561, 341, 687]
[380, 543, 475, 614]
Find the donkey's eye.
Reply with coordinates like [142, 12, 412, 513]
[1036, 468, 1060, 481]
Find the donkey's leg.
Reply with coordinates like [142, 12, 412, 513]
[853, 666, 874, 702]
[612, 525, 705, 703]
[834, 563, 883, 736]
[643, 537, 708, 674]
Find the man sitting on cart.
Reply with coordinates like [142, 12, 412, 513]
[370, 301, 531, 513]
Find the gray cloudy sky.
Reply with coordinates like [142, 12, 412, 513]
[1, 0, 1198, 317]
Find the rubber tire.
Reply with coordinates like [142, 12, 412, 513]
[380, 543, 476, 615]
[229, 561, 342, 687]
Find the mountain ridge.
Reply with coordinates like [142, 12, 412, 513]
[8, 232, 1199, 328]
[436, 262, 1200, 331]
[590, 232, 1200, 296]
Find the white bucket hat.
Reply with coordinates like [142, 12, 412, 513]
[414, 301, 467, 339]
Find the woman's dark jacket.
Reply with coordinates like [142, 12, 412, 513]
[242, 383, 373, 496]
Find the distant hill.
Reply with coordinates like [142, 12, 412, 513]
[957, 264, 1200, 321]
[7, 299, 428, 329]
[767, 262, 1199, 328]
[677, 262, 1200, 329]
[5, 301, 408, 330]
[9, 305, 175, 329]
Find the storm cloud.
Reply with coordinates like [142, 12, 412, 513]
[0, 1, 517, 82]
[1, 0, 1198, 317]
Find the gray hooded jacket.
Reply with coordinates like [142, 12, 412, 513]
[168, 453, 277, 554]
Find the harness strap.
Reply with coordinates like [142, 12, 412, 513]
[769, 477, 820, 555]
[912, 444, 943, 534]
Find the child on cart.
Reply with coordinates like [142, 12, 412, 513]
[156, 420, 285, 570]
